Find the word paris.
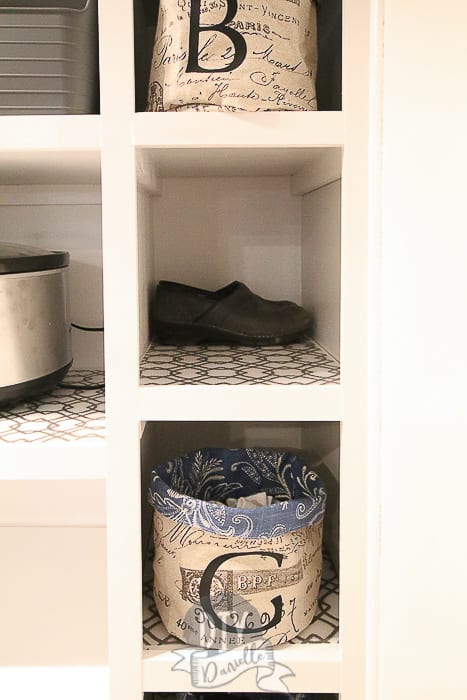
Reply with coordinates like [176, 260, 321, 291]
[147, 0, 318, 112]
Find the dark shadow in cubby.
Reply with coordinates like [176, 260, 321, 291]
[316, 0, 342, 110]
[134, 0, 158, 113]
[133, 0, 342, 112]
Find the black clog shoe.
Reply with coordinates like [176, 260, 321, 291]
[151, 280, 313, 346]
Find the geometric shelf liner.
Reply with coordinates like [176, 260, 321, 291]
[143, 548, 339, 648]
[0, 369, 105, 444]
[141, 338, 340, 386]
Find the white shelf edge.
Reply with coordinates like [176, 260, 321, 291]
[143, 642, 341, 693]
[0, 443, 107, 480]
[0, 666, 109, 700]
[134, 111, 344, 148]
[137, 385, 341, 422]
[0, 114, 101, 152]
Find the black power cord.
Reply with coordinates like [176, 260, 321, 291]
[70, 322, 104, 333]
[59, 322, 105, 390]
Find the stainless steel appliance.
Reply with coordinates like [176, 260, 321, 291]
[0, 242, 72, 406]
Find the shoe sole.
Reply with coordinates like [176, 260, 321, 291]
[153, 320, 312, 347]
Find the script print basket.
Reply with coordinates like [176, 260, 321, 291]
[148, 447, 326, 649]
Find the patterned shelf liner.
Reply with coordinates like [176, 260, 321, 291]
[143, 548, 339, 648]
[0, 369, 105, 444]
[141, 339, 340, 386]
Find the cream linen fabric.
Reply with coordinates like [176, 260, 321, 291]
[152, 510, 323, 648]
[146, 0, 318, 112]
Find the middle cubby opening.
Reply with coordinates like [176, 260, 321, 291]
[136, 148, 342, 392]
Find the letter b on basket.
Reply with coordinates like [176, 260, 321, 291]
[187, 0, 247, 73]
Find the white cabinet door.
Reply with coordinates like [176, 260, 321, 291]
[0, 527, 107, 666]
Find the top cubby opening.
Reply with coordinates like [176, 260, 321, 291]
[134, 0, 342, 113]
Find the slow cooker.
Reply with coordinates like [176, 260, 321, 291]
[0, 242, 72, 406]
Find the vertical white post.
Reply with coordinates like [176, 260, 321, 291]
[340, 0, 381, 697]
[98, 0, 143, 698]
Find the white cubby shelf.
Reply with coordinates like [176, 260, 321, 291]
[134, 112, 344, 148]
[0, 0, 376, 696]
[138, 340, 340, 421]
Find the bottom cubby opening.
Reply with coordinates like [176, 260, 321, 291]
[141, 421, 340, 656]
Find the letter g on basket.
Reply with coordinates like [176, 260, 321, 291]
[199, 551, 284, 634]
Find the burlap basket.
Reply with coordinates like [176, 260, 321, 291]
[146, 0, 318, 112]
[148, 447, 326, 649]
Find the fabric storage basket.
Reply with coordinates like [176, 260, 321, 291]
[146, 0, 318, 112]
[0, 0, 98, 114]
[148, 447, 326, 649]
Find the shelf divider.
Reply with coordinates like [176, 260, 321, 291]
[134, 111, 344, 148]
[138, 340, 340, 421]
[143, 643, 341, 693]
[138, 384, 340, 422]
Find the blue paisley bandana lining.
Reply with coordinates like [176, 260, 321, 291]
[148, 447, 326, 539]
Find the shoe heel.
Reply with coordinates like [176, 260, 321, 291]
[153, 321, 205, 345]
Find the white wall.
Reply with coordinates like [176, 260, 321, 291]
[379, 1, 467, 698]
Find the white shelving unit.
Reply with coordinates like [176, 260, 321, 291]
[0, 0, 379, 698]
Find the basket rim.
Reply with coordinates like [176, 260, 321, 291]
[149, 447, 326, 539]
